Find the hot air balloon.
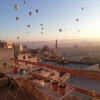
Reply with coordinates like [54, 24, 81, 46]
[41, 28, 43, 30]
[14, 5, 19, 10]
[41, 32, 43, 34]
[76, 19, 78, 21]
[89, 43, 91, 46]
[28, 25, 30, 27]
[40, 24, 42, 26]
[59, 29, 62, 32]
[74, 45, 77, 48]
[36, 9, 38, 13]
[24, 1, 25, 4]
[81, 7, 84, 10]
[29, 12, 32, 16]
[17, 37, 19, 39]
[16, 17, 19, 21]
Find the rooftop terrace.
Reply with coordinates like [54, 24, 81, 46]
[42, 60, 100, 70]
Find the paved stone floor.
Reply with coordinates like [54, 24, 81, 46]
[0, 85, 39, 100]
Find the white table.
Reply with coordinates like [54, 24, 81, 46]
[35, 84, 74, 100]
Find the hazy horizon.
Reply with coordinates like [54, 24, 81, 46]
[17, 38, 100, 49]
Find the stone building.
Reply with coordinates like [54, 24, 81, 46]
[13, 44, 28, 53]
[14, 52, 37, 68]
[0, 48, 14, 67]
[0, 42, 12, 49]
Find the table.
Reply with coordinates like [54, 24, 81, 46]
[35, 84, 74, 100]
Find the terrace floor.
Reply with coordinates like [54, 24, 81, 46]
[0, 85, 39, 100]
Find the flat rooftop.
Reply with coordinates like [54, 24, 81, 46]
[66, 75, 100, 93]
[41, 60, 100, 97]
[42, 61, 96, 70]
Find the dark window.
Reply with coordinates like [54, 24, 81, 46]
[23, 55, 25, 59]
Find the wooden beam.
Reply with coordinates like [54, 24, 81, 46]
[11, 58, 100, 98]
[11, 58, 100, 80]
[27, 71, 100, 99]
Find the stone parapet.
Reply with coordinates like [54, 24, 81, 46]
[15, 78, 81, 100]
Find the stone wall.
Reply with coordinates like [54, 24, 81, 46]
[16, 78, 81, 100]
[0, 48, 14, 67]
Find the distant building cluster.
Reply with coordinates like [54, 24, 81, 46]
[0, 41, 31, 67]
[13, 43, 28, 53]
[81, 56, 100, 63]
[0, 41, 12, 49]
[28, 40, 65, 62]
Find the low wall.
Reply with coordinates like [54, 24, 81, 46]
[16, 78, 81, 100]
[84, 64, 100, 70]
[0, 49, 14, 67]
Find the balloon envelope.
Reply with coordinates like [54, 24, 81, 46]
[16, 17, 19, 20]
[24, 1, 25, 4]
[59, 29, 62, 32]
[28, 25, 30, 27]
[14, 5, 19, 10]
[36, 9, 38, 13]
[29, 12, 32, 16]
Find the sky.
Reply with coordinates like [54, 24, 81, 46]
[0, 0, 100, 43]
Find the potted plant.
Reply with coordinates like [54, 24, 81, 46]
[58, 83, 66, 96]
[44, 78, 51, 89]
[51, 80, 59, 92]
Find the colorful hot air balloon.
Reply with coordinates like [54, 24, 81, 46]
[29, 12, 32, 16]
[14, 5, 19, 10]
[36, 9, 38, 13]
[16, 17, 19, 21]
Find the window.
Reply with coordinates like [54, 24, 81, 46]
[23, 55, 25, 59]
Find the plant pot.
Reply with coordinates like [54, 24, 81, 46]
[52, 84, 58, 92]
[44, 82, 51, 89]
[59, 87, 66, 96]
[19, 69, 25, 75]
[13, 68, 19, 74]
